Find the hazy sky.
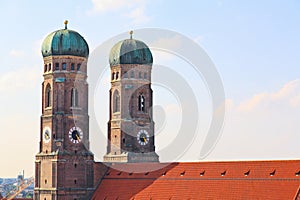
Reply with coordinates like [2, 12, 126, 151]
[0, 0, 300, 178]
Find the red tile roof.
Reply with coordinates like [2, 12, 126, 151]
[92, 160, 300, 199]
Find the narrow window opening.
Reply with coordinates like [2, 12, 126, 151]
[53, 134, 56, 139]
[113, 90, 120, 112]
[55, 63, 59, 70]
[45, 179, 47, 184]
[74, 180, 77, 184]
[62, 63, 67, 70]
[116, 72, 119, 80]
[130, 71, 134, 78]
[44, 64, 47, 73]
[112, 72, 115, 80]
[139, 72, 142, 78]
[48, 64, 51, 71]
[46, 84, 51, 107]
[75, 150, 77, 154]
[138, 94, 145, 112]
[74, 163, 77, 168]
[122, 138, 125, 143]
[77, 64, 81, 71]
[180, 171, 185, 176]
[123, 71, 128, 78]
[45, 150, 48, 154]
[71, 63, 75, 70]
[71, 88, 79, 107]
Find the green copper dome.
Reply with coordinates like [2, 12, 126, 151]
[109, 38, 153, 66]
[41, 23, 89, 58]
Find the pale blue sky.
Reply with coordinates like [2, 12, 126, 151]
[0, 0, 300, 177]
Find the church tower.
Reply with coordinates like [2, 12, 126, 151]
[104, 32, 159, 162]
[34, 21, 94, 200]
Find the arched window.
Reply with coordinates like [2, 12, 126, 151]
[71, 88, 79, 107]
[113, 90, 120, 113]
[138, 94, 145, 112]
[112, 72, 115, 80]
[45, 84, 51, 107]
[116, 72, 119, 80]
[48, 64, 51, 71]
[44, 64, 47, 73]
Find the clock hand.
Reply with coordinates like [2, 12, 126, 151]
[143, 137, 146, 142]
[76, 134, 80, 141]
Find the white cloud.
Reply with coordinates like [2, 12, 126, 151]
[89, 0, 151, 25]
[9, 49, 25, 57]
[125, 7, 150, 25]
[208, 79, 300, 160]
[0, 67, 40, 93]
[237, 79, 300, 112]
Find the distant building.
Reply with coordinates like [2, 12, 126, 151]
[34, 22, 300, 200]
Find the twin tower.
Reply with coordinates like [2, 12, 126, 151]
[34, 22, 158, 199]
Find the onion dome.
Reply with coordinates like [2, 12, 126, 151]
[109, 31, 153, 66]
[41, 21, 89, 58]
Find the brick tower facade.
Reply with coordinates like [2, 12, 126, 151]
[103, 33, 159, 162]
[34, 21, 94, 200]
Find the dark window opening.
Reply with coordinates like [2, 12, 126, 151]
[48, 64, 51, 71]
[112, 72, 115, 80]
[44, 64, 47, 73]
[71, 63, 75, 70]
[45, 179, 47, 184]
[62, 63, 67, 70]
[77, 64, 81, 71]
[113, 90, 120, 112]
[55, 63, 59, 70]
[74, 180, 77, 184]
[46, 84, 51, 107]
[116, 72, 119, 80]
[144, 73, 147, 79]
[138, 94, 145, 112]
[74, 163, 77, 168]
[71, 88, 79, 107]
[122, 138, 125, 143]
[53, 134, 56, 139]
[75, 150, 77, 154]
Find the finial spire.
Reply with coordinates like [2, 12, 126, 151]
[129, 30, 133, 39]
[64, 20, 68, 29]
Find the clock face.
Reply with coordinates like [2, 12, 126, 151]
[68, 127, 83, 144]
[43, 127, 51, 143]
[137, 129, 150, 146]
